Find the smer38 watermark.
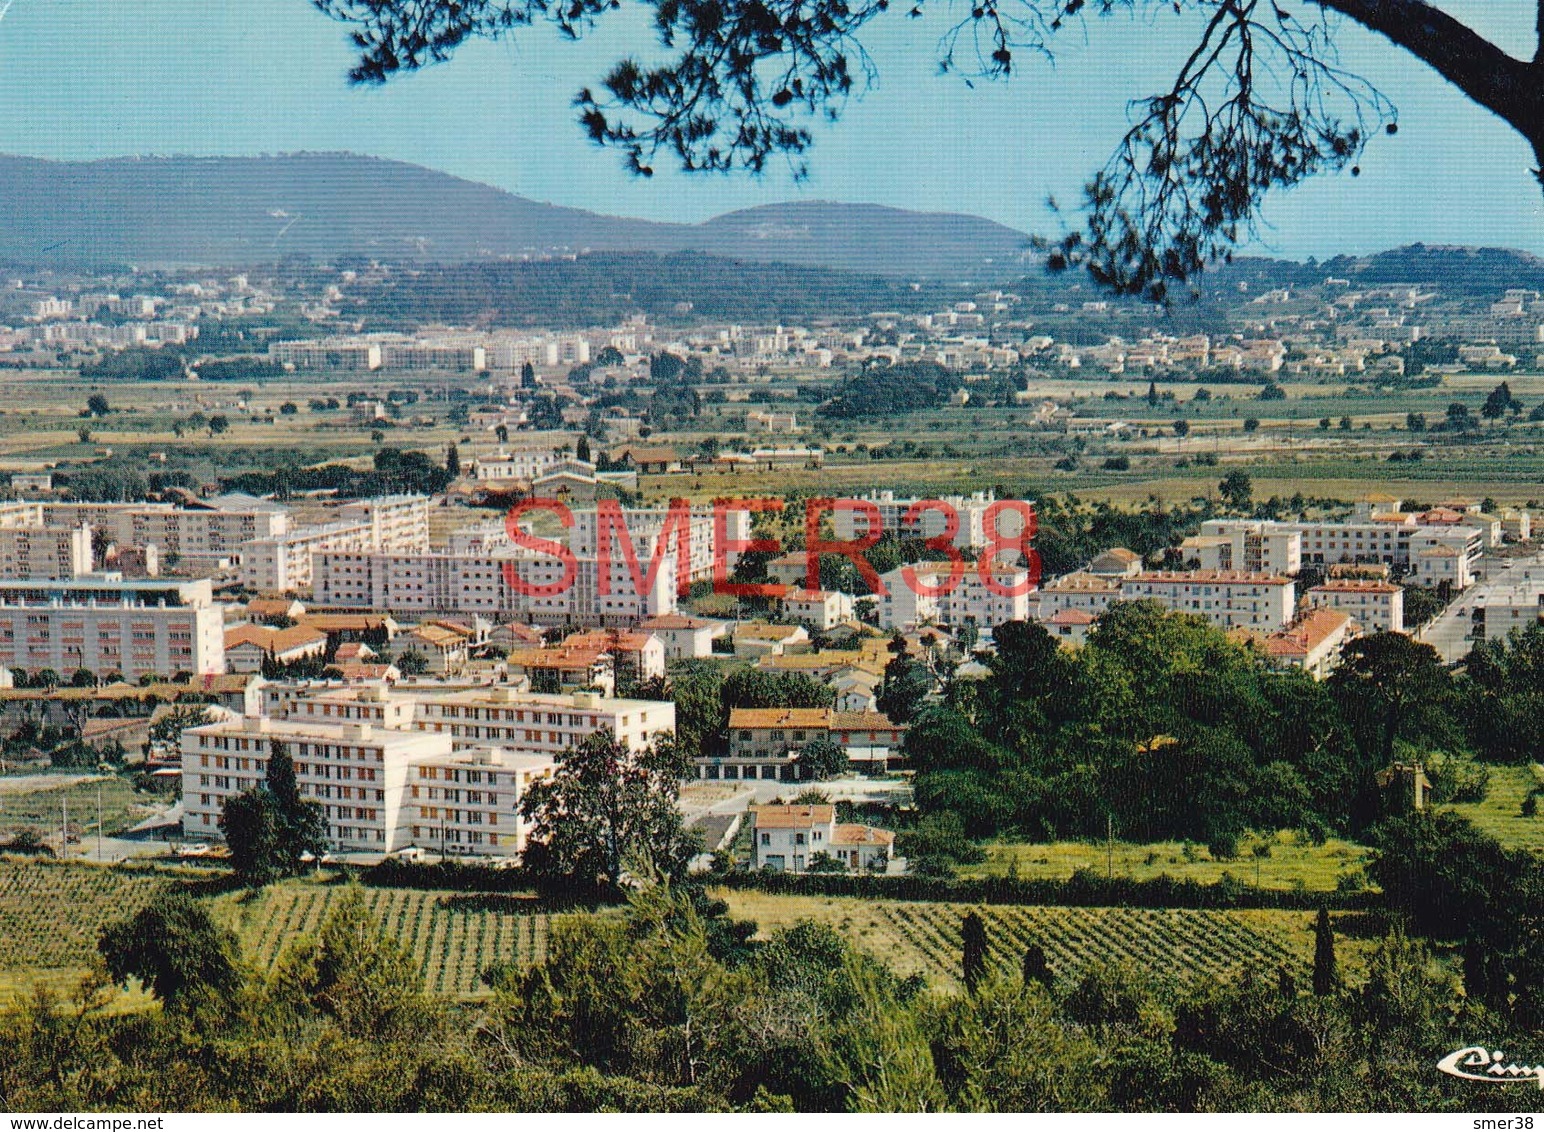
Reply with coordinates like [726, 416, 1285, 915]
[1438, 1046, 1544, 1089]
[498, 496, 1040, 600]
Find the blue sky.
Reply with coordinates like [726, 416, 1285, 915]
[0, 0, 1540, 257]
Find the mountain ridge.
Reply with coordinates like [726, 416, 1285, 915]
[0, 152, 1033, 279]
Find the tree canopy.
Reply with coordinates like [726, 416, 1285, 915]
[313, 0, 1544, 299]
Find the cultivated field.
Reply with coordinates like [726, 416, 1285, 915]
[716, 890, 1378, 990]
[0, 858, 174, 1007]
[959, 833, 1373, 893]
[212, 880, 554, 997]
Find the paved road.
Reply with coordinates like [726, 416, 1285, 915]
[1422, 547, 1544, 664]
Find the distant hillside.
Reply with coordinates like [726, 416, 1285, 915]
[0, 153, 1030, 279]
[348, 252, 951, 329]
[1209, 245, 1544, 297]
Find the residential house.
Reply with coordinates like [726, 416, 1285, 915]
[401, 623, 470, 676]
[639, 613, 726, 660]
[223, 624, 329, 674]
[749, 804, 894, 873]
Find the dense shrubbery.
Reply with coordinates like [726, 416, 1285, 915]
[0, 877, 1502, 1111]
[817, 361, 961, 419]
[908, 606, 1537, 850]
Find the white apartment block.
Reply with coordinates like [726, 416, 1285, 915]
[875, 562, 1033, 630]
[0, 578, 224, 680]
[380, 343, 486, 372]
[0, 524, 92, 579]
[570, 504, 750, 586]
[1198, 516, 1482, 582]
[405, 746, 556, 856]
[313, 548, 678, 626]
[1036, 572, 1122, 620]
[271, 340, 383, 371]
[473, 448, 563, 482]
[268, 683, 675, 757]
[240, 495, 429, 593]
[1120, 571, 1296, 631]
[833, 491, 1030, 550]
[1305, 579, 1405, 633]
[1185, 522, 1302, 575]
[41, 498, 290, 560]
[242, 520, 377, 593]
[181, 713, 443, 851]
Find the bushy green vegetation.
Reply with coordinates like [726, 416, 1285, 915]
[0, 878, 1510, 1111]
[908, 609, 1544, 862]
[817, 361, 962, 419]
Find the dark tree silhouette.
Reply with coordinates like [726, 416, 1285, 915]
[961, 910, 989, 994]
[1022, 940, 1052, 989]
[314, 0, 1544, 299]
[1312, 905, 1338, 996]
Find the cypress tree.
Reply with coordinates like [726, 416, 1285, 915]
[1312, 906, 1338, 996]
[962, 911, 989, 995]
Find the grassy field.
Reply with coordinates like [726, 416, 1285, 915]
[957, 832, 1372, 893]
[0, 776, 171, 840]
[1448, 764, 1544, 853]
[716, 890, 1378, 990]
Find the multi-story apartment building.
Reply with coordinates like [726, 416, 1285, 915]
[1197, 515, 1482, 582]
[312, 549, 678, 626]
[1305, 579, 1405, 633]
[184, 684, 662, 855]
[240, 495, 430, 593]
[270, 339, 383, 371]
[1119, 570, 1296, 631]
[41, 496, 290, 563]
[0, 524, 92, 579]
[379, 342, 486, 372]
[268, 684, 676, 757]
[1036, 572, 1122, 620]
[404, 746, 556, 856]
[1183, 522, 1302, 575]
[0, 577, 224, 680]
[875, 562, 1033, 630]
[181, 712, 450, 851]
[570, 504, 750, 586]
[832, 491, 1029, 550]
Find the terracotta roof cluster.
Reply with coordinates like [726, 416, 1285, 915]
[225, 624, 328, 654]
[833, 824, 895, 847]
[1263, 608, 1356, 658]
[506, 645, 608, 671]
[1310, 579, 1401, 594]
[564, 629, 655, 653]
[729, 707, 833, 729]
[751, 804, 835, 828]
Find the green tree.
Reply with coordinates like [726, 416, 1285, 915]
[395, 647, 429, 676]
[207, 414, 230, 436]
[961, 911, 988, 995]
[520, 728, 699, 891]
[1482, 381, 1521, 420]
[85, 394, 110, 417]
[445, 441, 461, 476]
[1217, 470, 1253, 511]
[269, 885, 429, 1037]
[1312, 906, 1338, 996]
[99, 891, 242, 1013]
[796, 736, 849, 781]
